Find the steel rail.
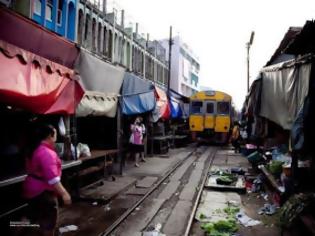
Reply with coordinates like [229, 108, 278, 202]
[183, 147, 218, 236]
[100, 145, 199, 236]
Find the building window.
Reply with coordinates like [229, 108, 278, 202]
[103, 27, 107, 56]
[57, 0, 63, 25]
[46, 0, 53, 21]
[67, 2, 75, 40]
[77, 10, 84, 44]
[92, 18, 97, 51]
[84, 14, 90, 41]
[34, 0, 42, 15]
[98, 23, 102, 53]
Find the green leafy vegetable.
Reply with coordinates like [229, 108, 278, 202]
[201, 219, 238, 236]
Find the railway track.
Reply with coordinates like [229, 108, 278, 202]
[99, 145, 218, 236]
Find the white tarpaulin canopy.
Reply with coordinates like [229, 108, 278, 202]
[259, 60, 311, 130]
[76, 91, 118, 117]
[75, 49, 125, 117]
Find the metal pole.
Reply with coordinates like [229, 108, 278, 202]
[116, 101, 123, 175]
[168, 26, 173, 93]
[247, 42, 250, 92]
[246, 31, 254, 93]
[111, 9, 116, 63]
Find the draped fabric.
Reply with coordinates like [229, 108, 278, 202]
[121, 73, 155, 115]
[75, 50, 125, 117]
[259, 60, 311, 130]
[0, 41, 84, 114]
[0, 7, 79, 68]
[76, 91, 118, 117]
[151, 86, 170, 122]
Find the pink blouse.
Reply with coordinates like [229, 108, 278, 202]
[23, 142, 62, 199]
[130, 124, 145, 145]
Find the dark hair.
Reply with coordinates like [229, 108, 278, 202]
[27, 124, 55, 158]
[233, 121, 240, 126]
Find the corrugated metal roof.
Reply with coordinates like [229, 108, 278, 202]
[285, 20, 315, 55]
[265, 27, 302, 66]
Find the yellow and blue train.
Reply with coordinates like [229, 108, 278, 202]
[189, 90, 234, 143]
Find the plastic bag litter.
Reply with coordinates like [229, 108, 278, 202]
[143, 223, 164, 236]
[258, 203, 277, 215]
[76, 143, 91, 158]
[59, 225, 78, 234]
[236, 211, 261, 227]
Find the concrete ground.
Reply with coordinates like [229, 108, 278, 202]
[13, 145, 283, 236]
[56, 146, 196, 236]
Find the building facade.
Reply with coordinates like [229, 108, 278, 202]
[161, 36, 200, 97]
[7, 0, 169, 87]
[75, 0, 168, 86]
[12, 0, 77, 41]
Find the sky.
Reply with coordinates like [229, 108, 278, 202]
[111, 0, 315, 109]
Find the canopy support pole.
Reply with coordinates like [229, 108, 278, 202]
[117, 104, 123, 175]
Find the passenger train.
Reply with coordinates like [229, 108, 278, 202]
[189, 90, 234, 143]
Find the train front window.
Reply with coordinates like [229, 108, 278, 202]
[191, 101, 203, 114]
[217, 102, 230, 115]
[206, 103, 214, 114]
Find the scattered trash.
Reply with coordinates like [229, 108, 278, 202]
[236, 211, 261, 227]
[92, 201, 98, 206]
[59, 225, 78, 234]
[135, 207, 141, 211]
[143, 223, 165, 236]
[258, 203, 277, 215]
[231, 167, 245, 175]
[175, 192, 179, 196]
[261, 193, 269, 201]
[155, 223, 162, 231]
[104, 205, 111, 211]
[251, 174, 264, 193]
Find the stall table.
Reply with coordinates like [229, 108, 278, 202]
[149, 135, 172, 155]
[78, 149, 118, 178]
[0, 160, 82, 188]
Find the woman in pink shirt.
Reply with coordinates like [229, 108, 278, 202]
[23, 124, 71, 235]
[129, 117, 146, 167]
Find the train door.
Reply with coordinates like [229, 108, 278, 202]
[204, 101, 216, 129]
[189, 100, 204, 131]
[215, 101, 231, 133]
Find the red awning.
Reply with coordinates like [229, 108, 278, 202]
[155, 87, 170, 120]
[0, 40, 84, 114]
[0, 6, 79, 68]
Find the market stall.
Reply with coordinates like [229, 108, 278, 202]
[0, 40, 84, 225]
[120, 72, 156, 158]
[75, 49, 125, 181]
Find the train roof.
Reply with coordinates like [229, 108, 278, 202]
[190, 90, 232, 100]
